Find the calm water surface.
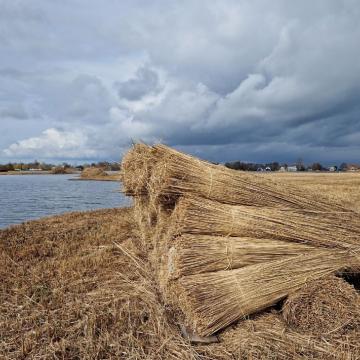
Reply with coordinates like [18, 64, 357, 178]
[0, 174, 131, 228]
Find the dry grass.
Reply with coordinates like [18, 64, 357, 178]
[76, 168, 121, 181]
[1, 207, 359, 358]
[219, 312, 360, 359]
[81, 167, 108, 178]
[283, 276, 360, 335]
[78, 168, 121, 182]
[0, 209, 195, 359]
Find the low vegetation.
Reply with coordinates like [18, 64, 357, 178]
[0, 161, 120, 173]
[51, 166, 77, 174]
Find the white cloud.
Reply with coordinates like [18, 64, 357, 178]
[3, 128, 97, 160]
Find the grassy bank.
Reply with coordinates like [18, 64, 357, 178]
[0, 171, 53, 175]
[70, 173, 121, 182]
[1, 173, 359, 358]
[0, 208, 136, 358]
[0, 208, 202, 358]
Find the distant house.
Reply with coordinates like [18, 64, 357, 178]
[257, 167, 264, 172]
[279, 166, 287, 172]
[328, 166, 337, 172]
[287, 166, 297, 172]
[265, 167, 271, 171]
[346, 164, 360, 172]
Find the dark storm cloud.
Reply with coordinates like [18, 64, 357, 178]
[0, 68, 28, 79]
[1, 0, 360, 164]
[115, 67, 160, 101]
[0, 105, 29, 120]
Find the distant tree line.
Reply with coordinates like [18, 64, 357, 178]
[0, 159, 354, 173]
[224, 160, 350, 172]
[225, 161, 281, 171]
[0, 160, 121, 172]
[86, 161, 121, 171]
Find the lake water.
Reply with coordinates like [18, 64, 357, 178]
[0, 174, 131, 229]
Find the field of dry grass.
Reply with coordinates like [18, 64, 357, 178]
[269, 172, 360, 212]
[0, 208, 141, 358]
[1, 173, 359, 359]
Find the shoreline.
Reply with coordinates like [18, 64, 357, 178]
[0, 171, 121, 181]
[0, 171, 79, 176]
[71, 172, 121, 182]
[0, 206, 125, 230]
[0, 171, 52, 175]
[69, 177, 120, 182]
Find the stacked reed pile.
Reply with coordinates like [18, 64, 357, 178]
[121, 143, 360, 337]
[122, 143, 351, 244]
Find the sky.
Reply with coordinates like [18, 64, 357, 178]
[0, 0, 360, 165]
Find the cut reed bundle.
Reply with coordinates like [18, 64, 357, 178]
[132, 195, 155, 247]
[221, 313, 360, 360]
[282, 276, 360, 335]
[175, 250, 358, 336]
[122, 143, 156, 196]
[169, 197, 360, 249]
[132, 194, 173, 249]
[166, 235, 316, 279]
[122, 143, 349, 211]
